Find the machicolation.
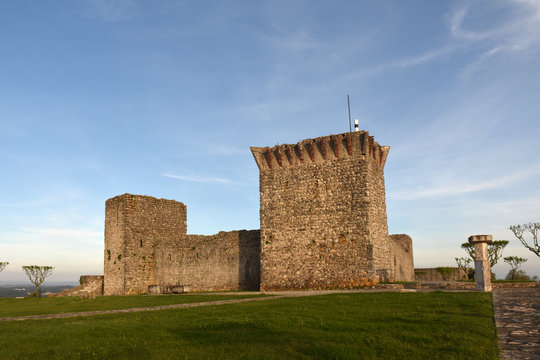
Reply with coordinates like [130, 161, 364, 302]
[63, 130, 414, 296]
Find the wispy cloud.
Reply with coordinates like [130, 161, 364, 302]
[83, 0, 138, 22]
[0, 191, 84, 208]
[19, 227, 102, 239]
[347, 0, 540, 81]
[376, 44, 458, 72]
[448, 8, 494, 41]
[460, 46, 503, 80]
[332, 43, 459, 85]
[262, 28, 321, 53]
[391, 165, 540, 201]
[163, 174, 231, 184]
[448, 0, 540, 78]
[204, 145, 245, 156]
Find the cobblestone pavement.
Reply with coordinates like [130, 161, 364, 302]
[492, 288, 540, 360]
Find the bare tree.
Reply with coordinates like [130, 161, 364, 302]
[509, 222, 540, 257]
[503, 256, 528, 280]
[22, 265, 54, 297]
[0, 262, 8, 273]
[460, 240, 509, 267]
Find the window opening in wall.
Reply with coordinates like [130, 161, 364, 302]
[140, 239, 143, 248]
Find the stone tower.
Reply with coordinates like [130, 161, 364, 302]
[104, 194, 187, 295]
[251, 131, 393, 290]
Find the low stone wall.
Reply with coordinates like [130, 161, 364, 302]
[378, 281, 540, 290]
[50, 275, 104, 298]
[493, 282, 540, 288]
[414, 267, 468, 282]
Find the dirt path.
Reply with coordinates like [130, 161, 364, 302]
[0, 289, 433, 322]
[0, 289, 390, 322]
[0, 295, 288, 322]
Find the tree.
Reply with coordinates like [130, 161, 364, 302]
[503, 256, 528, 280]
[509, 222, 540, 257]
[22, 265, 54, 297]
[455, 257, 472, 280]
[460, 240, 509, 267]
[0, 262, 8, 273]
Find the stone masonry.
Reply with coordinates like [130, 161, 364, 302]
[75, 129, 413, 296]
[251, 131, 412, 290]
[104, 194, 260, 295]
[49, 276, 104, 298]
[389, 234, 414, 282]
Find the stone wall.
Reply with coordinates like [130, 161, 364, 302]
[389, 234, 414, 281]
[167, 230, 260, 291]
[50, 275, 104, 298]
[104, 194, 260, 294]
[251, 131, 394, 290]
[414, 267, 468, 282]
[101, 130, 412, 294]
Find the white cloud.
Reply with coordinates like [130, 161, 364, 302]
[20, 227, 102, 239]
[447, 1, 540, 78]
[448, 7, 494, 41]
[391, 165, 540, 200]
[163, 174, 231, 184]
[83, 0, 137, 23]
[460, 46, 503, 80]
[205, 145, 244, 155]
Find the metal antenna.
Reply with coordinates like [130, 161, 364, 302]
[347, 95, 352, 133]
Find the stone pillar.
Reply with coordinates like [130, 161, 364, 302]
[468, 235, 493, 292]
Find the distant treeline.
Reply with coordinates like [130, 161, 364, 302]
[0, 285, 74, 298]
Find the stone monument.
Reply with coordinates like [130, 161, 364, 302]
[468, 234, 493, 292]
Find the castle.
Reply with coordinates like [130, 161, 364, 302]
[56, 130, 414, 297]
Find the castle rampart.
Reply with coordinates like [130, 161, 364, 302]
[91, 130, 412, 296]
[104, 194, 260, 295]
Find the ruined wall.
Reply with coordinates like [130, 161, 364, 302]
[414, 267, 468, 282]
[251, 131, 391, 290]
[50, 276, 104, 298]
[104, 194, 260, 294]
[154, 230, 260, 291]
[389, 234, 414, 281]
[104, 194, 187, 295]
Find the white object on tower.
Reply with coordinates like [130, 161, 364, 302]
[354, 119, 359, 132]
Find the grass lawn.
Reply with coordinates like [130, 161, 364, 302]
[0, 293, 266, 317]
[0, 292, 499, 359]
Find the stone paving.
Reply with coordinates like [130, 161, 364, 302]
[492, 288, 540, 360]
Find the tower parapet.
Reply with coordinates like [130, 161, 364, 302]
[251, 131, 390, 171]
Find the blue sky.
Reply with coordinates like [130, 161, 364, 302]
[1, 0, 539, 283]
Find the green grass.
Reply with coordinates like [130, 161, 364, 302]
[0, 293, 266, 317]
[0, 292, 499, 359]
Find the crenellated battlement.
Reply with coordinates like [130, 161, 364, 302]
[250, 131, 389, 171]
